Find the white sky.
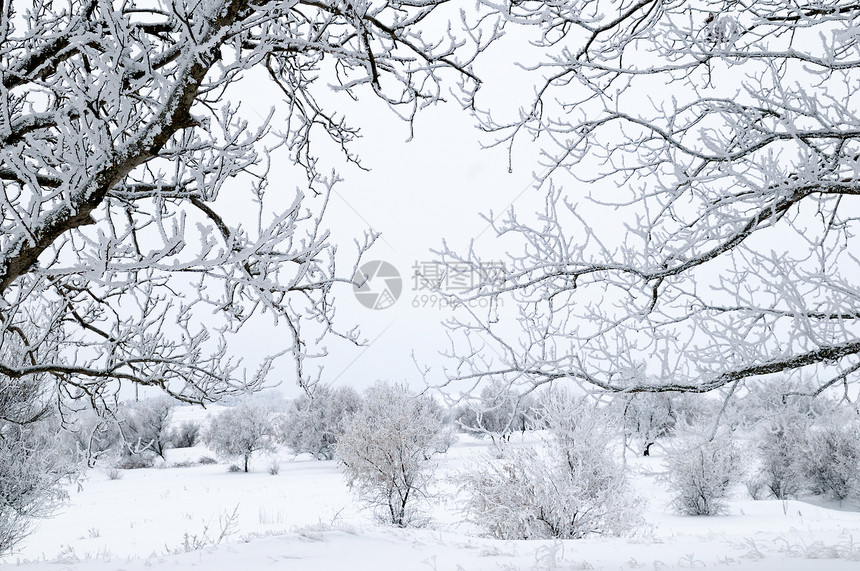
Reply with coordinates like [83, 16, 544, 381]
[217, 61, 551, 398]
[178, 15, 653, 401]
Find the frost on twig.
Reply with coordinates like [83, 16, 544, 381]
[439, 1, 860, 402]
[0, 0, 498, 406]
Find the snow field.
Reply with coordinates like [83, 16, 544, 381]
[4, 419, 860, 570]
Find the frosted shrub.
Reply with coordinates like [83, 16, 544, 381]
[666, 436, 742, 516]
[756, 413, 810, 499]
[113, 452, 157, 470]
[170, 421, 201, 449]
[461, 447, 640, 540]
[335, 382, 446, 527]
[0, 359, 77, 555]
[0, 421, 75, 554]
[460, 389, 642, 539]
[802, 420, 860, 501]
[277, 385, 362, 460]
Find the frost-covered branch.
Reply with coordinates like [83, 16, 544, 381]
[440, 0, 860, 397]
[0, 0, 495, 405]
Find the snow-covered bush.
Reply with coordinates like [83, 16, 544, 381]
[335, 382, 446, 527]
[0, 337, 79, 555]
[170, 420, 201, 449]
[756, 412, 810, 499]
[206, 401, 274, 472]
[666, 435, 742, 516]
[276, 385, 362, 460]
[460, 390, 642, 539]
[0, 373, 77, 556]
[113, 452, 157, 470]
[801, 420, 860, 501]
[0, 422, 75, 554]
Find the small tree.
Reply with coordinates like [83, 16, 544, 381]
[460, 389, 642, 539]
[620, 393, 676, 456]
[335, 382, 445, 527]
[206, 401, 274, 472]
[455, 380, 533, 455]
[666, 435, 742, 516]
[277, 385, 362, 460]
[69, 409, 123, 467]
[121, 396, 175, 459]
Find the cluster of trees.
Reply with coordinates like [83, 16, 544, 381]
[335, 381, 860, 533]
[64, 396, 201, 468]
[40, 388, 361, 474]
[9, 373, 860, 552]
[652, 379, 860, 516]
[202, 385, 366, 471]
[748, 404, 860, 504]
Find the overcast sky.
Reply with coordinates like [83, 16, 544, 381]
[212, 57, 550, 398]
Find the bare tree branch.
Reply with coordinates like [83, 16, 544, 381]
[440, 0, 860, 398]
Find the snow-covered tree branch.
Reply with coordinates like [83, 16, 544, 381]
[441, 0, 860, 396]
[0, 0, 491, 404]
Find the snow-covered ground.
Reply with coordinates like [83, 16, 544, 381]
[4, 411, 860, 570]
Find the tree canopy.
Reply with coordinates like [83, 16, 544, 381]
[0, 0, 489, 405]
[443, 0, 860, 397]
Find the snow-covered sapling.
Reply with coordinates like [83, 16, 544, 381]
[666, 435, 742, 516]
[206, 401, 274, 473]
[756, 412, 810, 499]
[620, 392, 676, 456]
[335, 382, 446, 527]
